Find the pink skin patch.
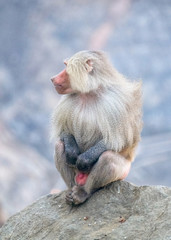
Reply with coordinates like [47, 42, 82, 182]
[75, 172, 89, 186]
[75, 164, 131, 185]
[120, 170, 129, 180]
[120, 164, 131, 180]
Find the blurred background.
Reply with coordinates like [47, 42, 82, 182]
[0, 0, 171, 225]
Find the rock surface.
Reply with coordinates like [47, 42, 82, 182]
[0, 181, 171, 240]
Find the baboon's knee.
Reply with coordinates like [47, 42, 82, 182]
[98, 151, 115, 165]
[54, 140, 65, 168]
[55, 140, 64, 155]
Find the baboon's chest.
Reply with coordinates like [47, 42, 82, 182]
[68, 104, 102, 152]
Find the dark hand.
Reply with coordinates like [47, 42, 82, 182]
[76, 153, 97, 172]
[61, 133, 80, 166]
[65, 143, 80, 166]
[76, 141, 107, 172]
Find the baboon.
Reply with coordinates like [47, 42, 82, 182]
[51, 50, 142, 205]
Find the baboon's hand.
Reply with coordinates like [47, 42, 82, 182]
[61, 133, 80, 166]
[76, 140, 107, 172]
[76, 153, 94, 172]
[65, 144, 80, 166]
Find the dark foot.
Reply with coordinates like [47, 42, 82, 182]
[65, 186, 90, 205]
[65, 191, 73, 205]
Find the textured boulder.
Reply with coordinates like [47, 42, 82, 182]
[0, 181, 171, 240]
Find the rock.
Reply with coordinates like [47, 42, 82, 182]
[0, 181, 171, 240]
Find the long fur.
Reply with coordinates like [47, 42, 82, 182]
[51, 51, 142, 153]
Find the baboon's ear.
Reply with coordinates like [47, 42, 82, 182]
[85, 59, 93, 73]
[64, 58, 69, 66]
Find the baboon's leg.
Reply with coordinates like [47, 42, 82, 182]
[66, 150, 131, 205]
[54, 140, 76, 189]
